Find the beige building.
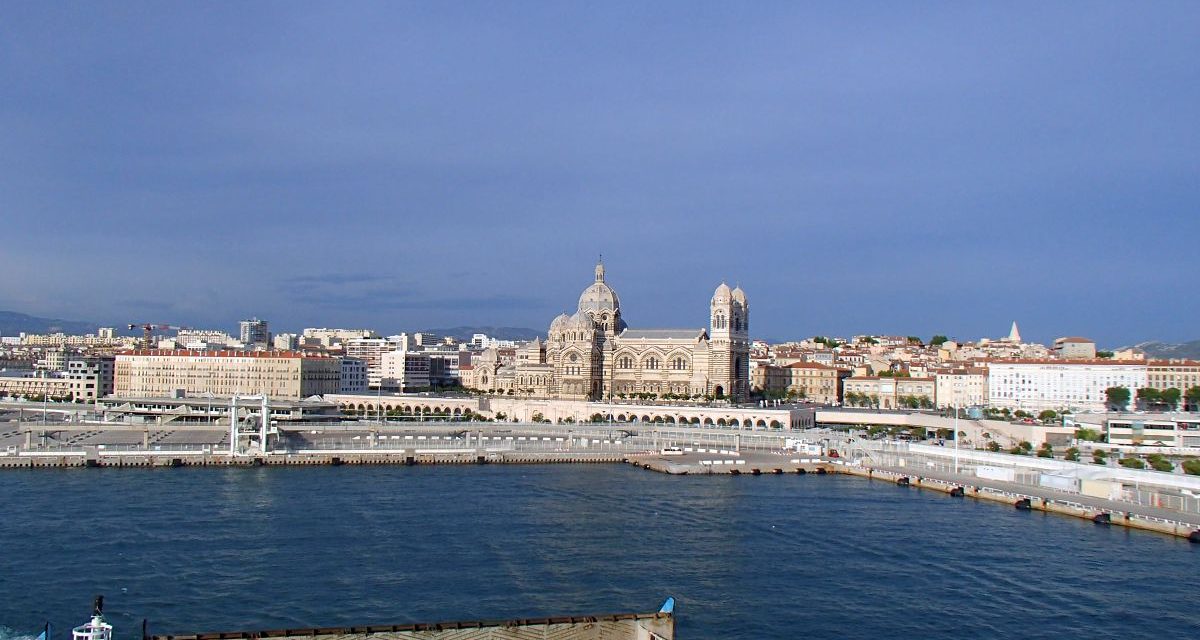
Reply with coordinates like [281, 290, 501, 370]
[1145, 360, 1200, 394]
[934, 368, 988, 409]
[1052, 336, 1097, 359]
[463, 262, 751, 401]
[843, 376, 936, 409]
[752, 362, 848, 404]
[114, 350, 342, 400]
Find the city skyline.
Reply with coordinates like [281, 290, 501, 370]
[2, 3, 1197, 346]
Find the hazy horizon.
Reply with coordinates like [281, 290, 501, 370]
[2, 3, 1196, 346]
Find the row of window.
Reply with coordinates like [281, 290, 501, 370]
[615, 356, 690, 370]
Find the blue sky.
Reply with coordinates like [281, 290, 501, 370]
[1, 2, 1196, 347]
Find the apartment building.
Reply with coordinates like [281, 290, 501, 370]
[114, 350, 341, 400]
[934, 368, 988, 409]
[842, 376, 935, 408]
[1145, 360, 1200, 395]
[987, 360, 1147, 412]
[380, 349, 431, 392]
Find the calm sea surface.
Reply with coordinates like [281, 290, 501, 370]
[0, 465, 1196, 639]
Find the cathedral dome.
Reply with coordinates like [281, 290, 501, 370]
[577, 261, 621, 316]
[712, 282, 732, 303]
[566, 311, 593, 330]
[549, 313, 571, 334]
[578, 282, 620, 315]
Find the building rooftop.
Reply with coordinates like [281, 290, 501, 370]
[619, 328, 706, 341]
[119, 349, 335, 359]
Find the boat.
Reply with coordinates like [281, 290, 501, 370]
[45, 597, 675, 640]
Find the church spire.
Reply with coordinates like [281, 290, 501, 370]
[1008, 321, 1021, 343]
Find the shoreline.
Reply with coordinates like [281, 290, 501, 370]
[5, 449, 1199, 542]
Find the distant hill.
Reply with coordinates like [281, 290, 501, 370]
[1120, 340, 1200, 360]
[0, 310, 100, 337]
[423, 326, 541, 342]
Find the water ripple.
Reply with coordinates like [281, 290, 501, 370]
[1, 466, 1197, 639]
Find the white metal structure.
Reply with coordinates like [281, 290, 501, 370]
[73, 599, 113, 640]
[228, 394, 275, 456]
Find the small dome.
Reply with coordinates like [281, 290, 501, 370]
[549, 313, 571, 333]
[567, 311, 592, 329]
[731, 286, 747, 304]
[713, 282, 732, 302]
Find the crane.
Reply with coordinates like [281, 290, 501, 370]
[127, 323, 192, 350]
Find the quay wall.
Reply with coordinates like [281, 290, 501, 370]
[835, 463, 1200, 540]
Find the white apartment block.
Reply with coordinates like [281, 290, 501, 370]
[20, 331, 132, 348]
[302, 328, 378, 347]
[345, 338, 397, 388]
[381, 349, 431, 392]
[176, 329, 236, 348]
[987, 360, 1147, 413]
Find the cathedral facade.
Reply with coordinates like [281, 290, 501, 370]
[463, 262, 750, 402]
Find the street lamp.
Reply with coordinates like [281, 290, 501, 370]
[953, 402, 959, 475]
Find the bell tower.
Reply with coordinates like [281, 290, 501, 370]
[710, 283, 733, 399]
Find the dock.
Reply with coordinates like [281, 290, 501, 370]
[148, 599, 675, 640]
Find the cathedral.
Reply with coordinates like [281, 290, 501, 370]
[463, 262, 751, 402]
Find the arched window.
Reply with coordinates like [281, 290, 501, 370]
[645, 357, 659, 370]
[671, 357, 688, 370]
[618, 356, 633, 369]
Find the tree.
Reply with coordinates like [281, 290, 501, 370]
[906, 336, 922, 345]
[1064, 447, 1080, 462]
[1018, 441, 1033, 453]
[1014, 410, 1031, 419]
[1186, 386, 1200, 411]
[1105, 386, 1131, 411]
[1118, 457, 1146, 470]
[1092, 449, 1108, 465]
[1037, 442, 1054, 458]
[1183, 459, 1200, 476]
[1075, 427, 1104, 443]
[986, 441, 1001, 452]
[1136, 387, 1161, 409]
[1037, 410, 1058, 422]
[930, 335, 949, 346]
[1096, 350, 1114, 359]
[1160, 387, 1181, 410]
[1146, 454, 1174, 473]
